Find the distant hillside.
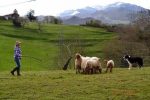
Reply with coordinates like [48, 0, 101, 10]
[63, 16, 94, 25]
[60, 2, 148, 24]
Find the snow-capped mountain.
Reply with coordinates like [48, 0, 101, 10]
[59, 6, 97, 19]
[60, 2, 148, 24]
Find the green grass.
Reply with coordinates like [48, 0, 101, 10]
[0, 20, 116, 70]
[0, 67, 149, 100]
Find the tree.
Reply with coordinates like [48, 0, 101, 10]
[27, 9, 36, 22]
[103, 40, 149, 67]
[85, 19, 102, 27]
[57, 31, 85, 70]
[132, 10, 150, 56]
[130, 10, 150, 31]
[12, 9, 21, 27]
[50, 16, 62, 24]
[19, 17, 29, 28]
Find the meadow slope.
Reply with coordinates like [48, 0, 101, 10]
[0, 20, 116, 70]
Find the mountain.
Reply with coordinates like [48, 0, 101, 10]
[59, 6, 97, 19]
[60, 2, 148, 24]
[91, 2, 146, 24]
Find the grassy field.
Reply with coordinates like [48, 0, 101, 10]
[0, 20, 116, 71]
[1, 20, 149, 100]
[0, 67, 149, 100]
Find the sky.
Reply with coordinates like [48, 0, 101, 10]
[0, 0, 150, 16]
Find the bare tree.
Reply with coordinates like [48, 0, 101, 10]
[103, 40, 149, 67]
[57, 31, 85, 70]
[19, 17, 29, 28]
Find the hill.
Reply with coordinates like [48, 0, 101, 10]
[62, 16, 94, 25]
[0, 20, 116, 71]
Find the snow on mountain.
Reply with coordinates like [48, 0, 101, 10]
[59, 6, 97, 18]
[107, 2, 124, 8]
[70, 11, 80, 16]
[93, 5, 105, 10]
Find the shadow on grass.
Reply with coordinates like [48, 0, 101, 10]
[51, 38, 108, 47]
[0, 32, 110, 47]
[0, 24, 13, 28]
[0, 33, 47, 41]
[23, 27, 56, 36]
